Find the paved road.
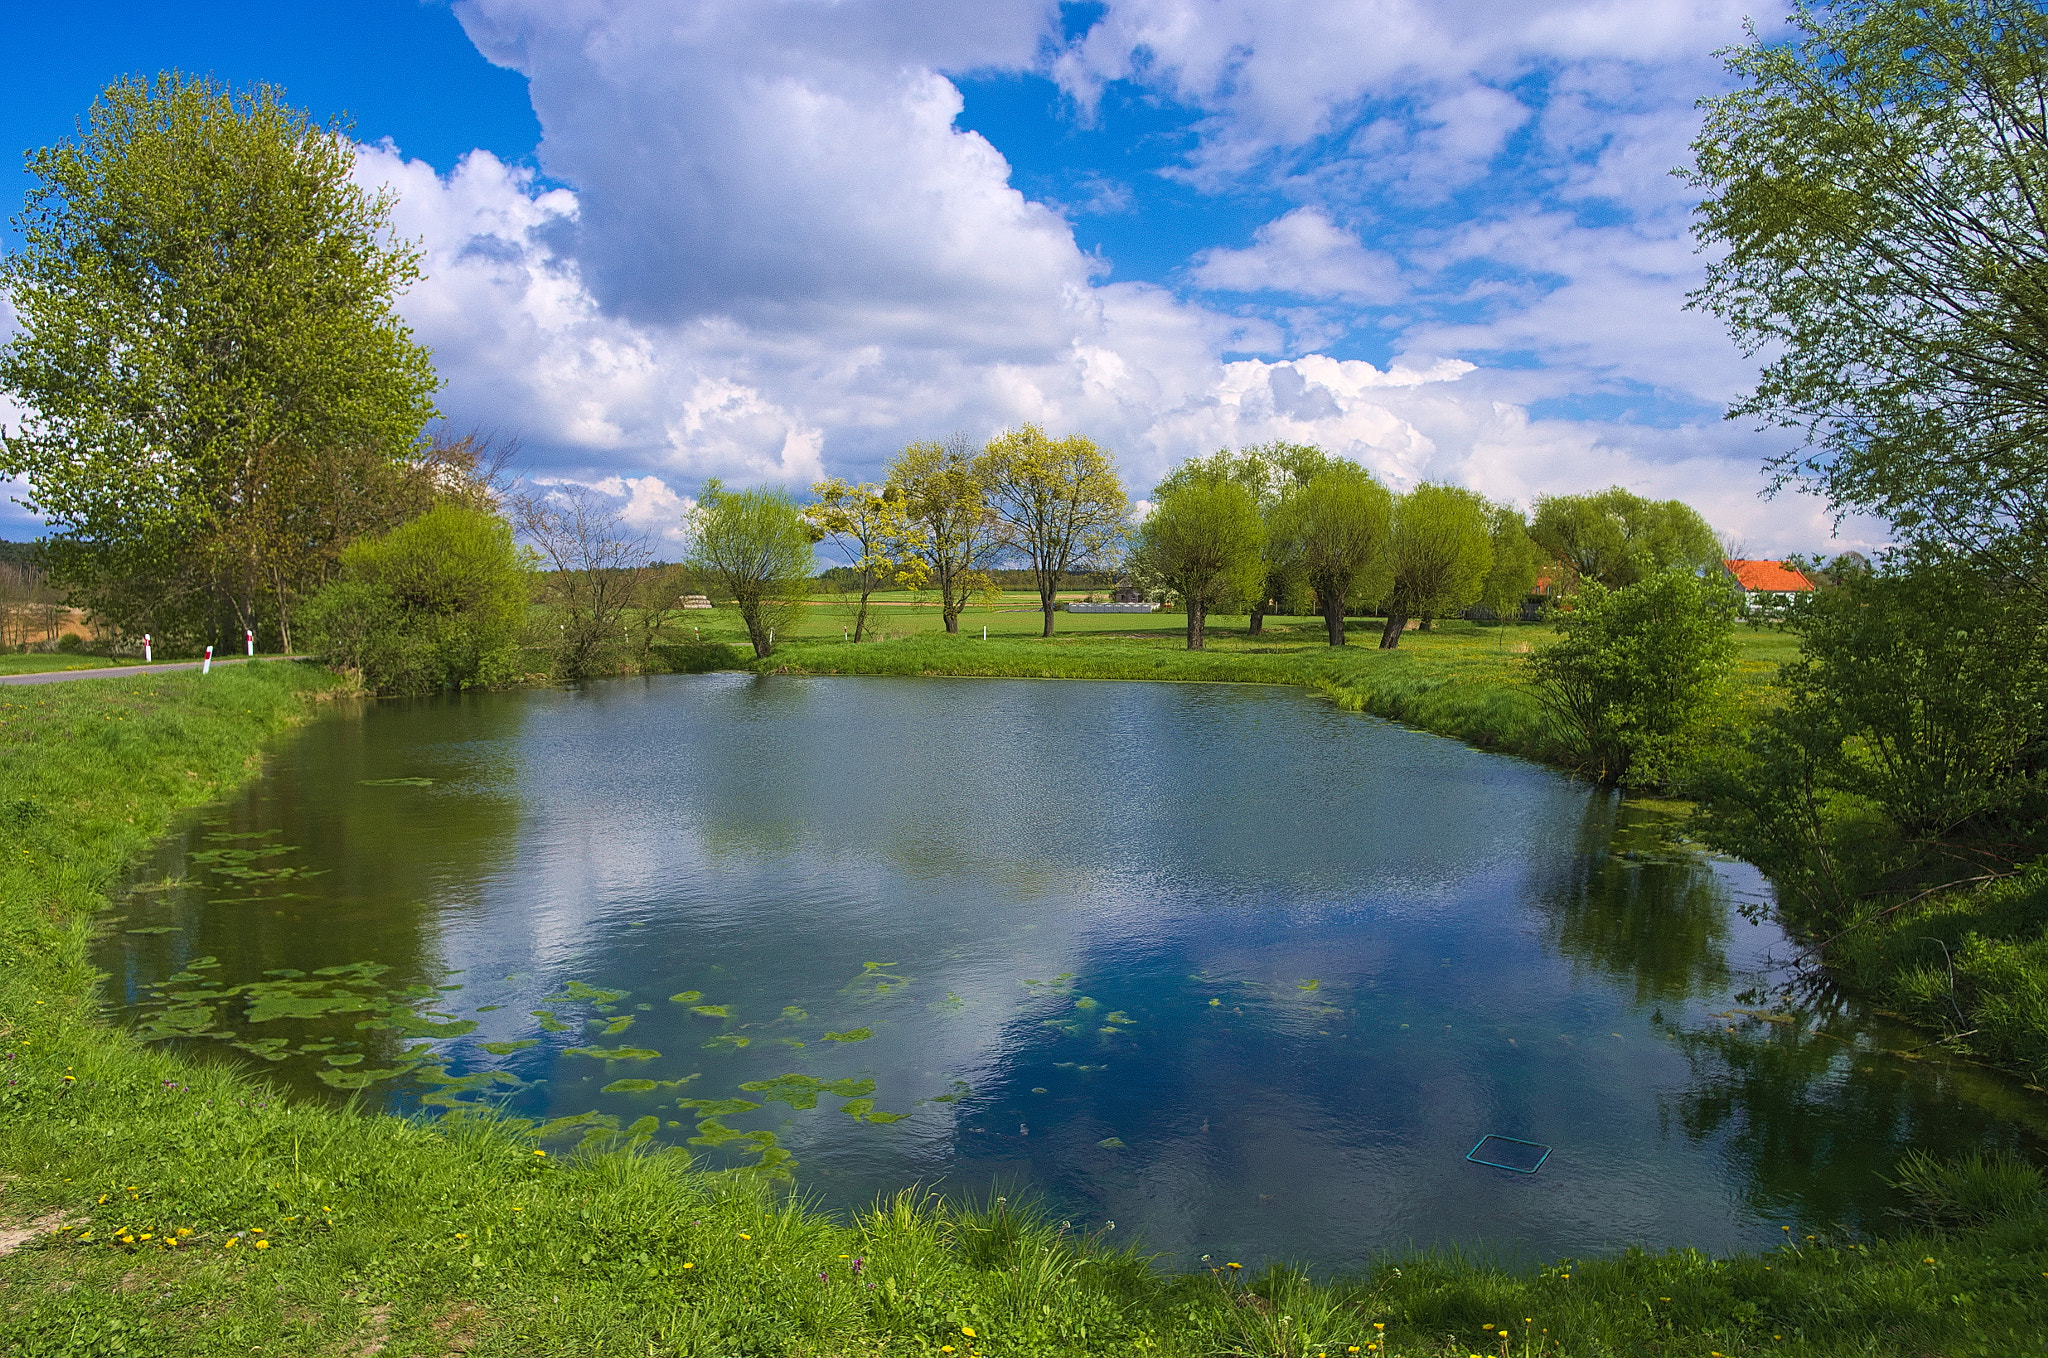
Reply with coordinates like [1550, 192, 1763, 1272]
[0, 656, 308, 687]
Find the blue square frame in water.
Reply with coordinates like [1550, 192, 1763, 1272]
[1467, 1135, 1551, 1174]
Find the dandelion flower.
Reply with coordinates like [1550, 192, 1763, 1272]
[941, 1348, 955, 1354]
[962, 1328, 976, 1338]
[176, 1228, 191, 1237]
[1227, 1262, 1242, 1269]
[138, 1233, 152, 1241]
[254, 1240, 270, 1250]
[739, 1233, 752, 1240]
[224, 1238, 238, 1248]
[1923, 1256, 1936, 1264]
[1374, 1324, 1386, 1331]
[683, 1262, 694, 1269]
[533, 1150, 546, 1157]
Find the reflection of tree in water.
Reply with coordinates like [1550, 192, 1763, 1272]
[98, 693, 529, 1098]
[1668, 1023, 2045, 1235]
[1529, 797, 1732, 1007]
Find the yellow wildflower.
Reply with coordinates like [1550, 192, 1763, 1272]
[962, 1328, 976, 1338]
[254, 1240, 270, 1250]
[683, 1262, 694, 1269]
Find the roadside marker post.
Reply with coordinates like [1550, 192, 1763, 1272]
[245, 629, 254, 656]
[982, 626, 987, 640]
[202, 645, 213, 675]
[142, 634, 152, 663]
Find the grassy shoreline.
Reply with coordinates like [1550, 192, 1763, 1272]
[3, 663, 2044, 1356]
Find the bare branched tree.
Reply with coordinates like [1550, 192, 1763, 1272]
[512, 484, 651, 681]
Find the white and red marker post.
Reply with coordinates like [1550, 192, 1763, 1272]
[142, 634, 152, 663]
[202, 645, 213, 675]
[245, 629, 254, 656]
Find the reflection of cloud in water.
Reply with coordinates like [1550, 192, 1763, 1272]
[102, 675, 2048, 1273]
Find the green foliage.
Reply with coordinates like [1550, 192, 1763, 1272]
[1133, 474, 1265, 649]
[0, 74, 439, 649]
[885, 436, 1002, 635]
[1477, 501, 1546, 622]
[1528, 487, 1722, 590]
[1528, 571, 1737, 785]
[298, 506, 530, 695]
[685, 481, 817, 659]
[1687, 0, 2048, 587]
[1269, 460, 1393, 646]
[1695, 559, 2048, 917]
[981, 424, 1129, 636]
[1378, 484, 1494, 647]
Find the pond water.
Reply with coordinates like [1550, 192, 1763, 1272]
[96, 675, 2048, 1272]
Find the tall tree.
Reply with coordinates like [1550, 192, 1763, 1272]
[1378, 485, 1495, 648]
[803, 478, 912, 643]
[0, 75, 439, 649]
[1134, 476, 1266, 650]
[685, 481, 816, 659]
[1270, 461, 1393, 646]
[1687, 0, 2048, 591]
[1477, 501, 1546, 625]
[1530, 487, 1720, 589]
[886, 436, 1000, 634]
[981, 424, 1129, 636]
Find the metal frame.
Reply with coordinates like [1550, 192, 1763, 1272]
[1465, 1135, 1551, 1174]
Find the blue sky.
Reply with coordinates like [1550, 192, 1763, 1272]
[2, 0, 1863, 553]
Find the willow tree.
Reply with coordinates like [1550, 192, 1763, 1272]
[686, 482, 817, 659]
[1378, 484, 1494, 648]
[0, 74, 439, 649]
[1529, 487, 1720, 589]
[1135, 476, 1265, 650]
[981, 424, 1129, 636]
[1270, 461, 1392, 646]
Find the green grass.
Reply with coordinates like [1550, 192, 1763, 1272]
[0, 652, 145, 675]
[5, 661, 2046, 1356]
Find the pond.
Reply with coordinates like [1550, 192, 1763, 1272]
[96, 675, 2048, 1272]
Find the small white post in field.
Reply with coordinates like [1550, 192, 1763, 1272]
[245, 629, 254, 656]
[982, 626, 987, 640]
[202, 645, 213, 675]
[142, 634, 152, 663]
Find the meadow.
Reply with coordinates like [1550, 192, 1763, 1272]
[3, 661, 2044, 1355]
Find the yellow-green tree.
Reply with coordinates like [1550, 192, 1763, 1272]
[981, 424, 1130, 636]
[1529, 487, 1719, 589]
[686, 481, 817, 659]
[1477, 501, 1546, 625]
[1134, 476, 1265, 650]
[1378, 484, 1494, 649]
[886, 436, 1001, 634]
[1270, 460, 1393, 646]
[803, 478, 911, 642]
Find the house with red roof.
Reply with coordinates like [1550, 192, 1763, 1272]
[1722, 559, 1816, 611]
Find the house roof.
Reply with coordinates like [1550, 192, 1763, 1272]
[1724, 559, 1815, 593]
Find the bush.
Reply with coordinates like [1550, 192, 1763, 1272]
[1525, 570, 1736, 785]
[299, 505, 530, 695]
[54, 632, 83, 652]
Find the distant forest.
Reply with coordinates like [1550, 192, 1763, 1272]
[0, 541, 42, 566]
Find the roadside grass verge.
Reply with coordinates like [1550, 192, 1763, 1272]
[6, 662, 2045, 1355]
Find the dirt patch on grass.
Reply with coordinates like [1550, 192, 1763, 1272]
[0, 1211, 74, 1258]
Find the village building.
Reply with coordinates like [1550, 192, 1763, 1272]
[1722, 558, 1816, 611]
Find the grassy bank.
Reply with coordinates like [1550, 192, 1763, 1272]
[4, 663, 2046, 1356]
[744, 618, 1800, 773]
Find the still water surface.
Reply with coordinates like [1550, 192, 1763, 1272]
[97, 676, 2048, 1271]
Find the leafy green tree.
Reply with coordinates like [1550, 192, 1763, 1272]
[981, 424, 1129, 637]
[1270, 461, 1392, 646]
[1378, 484, 1494, 648]
[1695, 557, 2048, 914]
[803, 478, 913, 643]
[686, 482, 816, 658]
[0, 75, 439, 650]
[1477, 502, 1546, 624]
[1529, 487, 1721, 589]
[1134, 477, 1266, 650]
[1527, 570, 1737, 785]
[1687, 0, 2048, 590]
[886, 436, 1001, 634]
[298, 506, 530, 695]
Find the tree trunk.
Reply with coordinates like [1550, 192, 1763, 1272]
[853, 593, 870, 643]
[1186, 605, 1206, 650]
[1249, 600, 1266, 636]
[943, 608, 960, 634]
[1418, 613, 1434, 632]
[1323, 595, 1346, 646]
[1379, 614, 1407, 649]
[1038, 567, 1059, 637]
[741, 601, 773, 658]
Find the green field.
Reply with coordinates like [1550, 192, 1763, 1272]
[0, 652, 147, 676]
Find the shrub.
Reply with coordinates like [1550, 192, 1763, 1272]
[1525, 570, 1736, 785]
[299, 505, 530, 695]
